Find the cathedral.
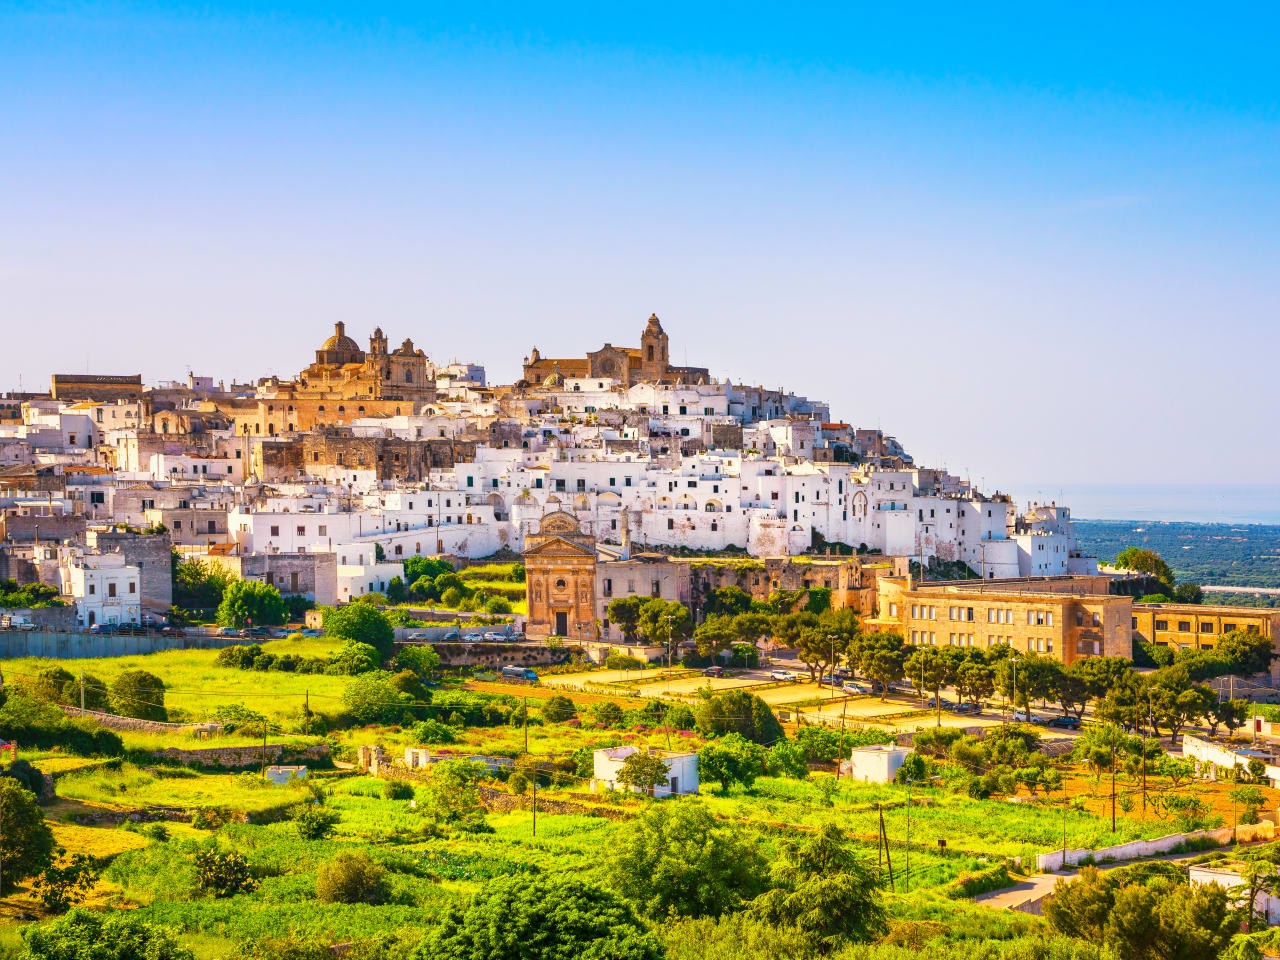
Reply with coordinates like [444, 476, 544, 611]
[521, 314, 710, 388]
[298, 322, 435, 403]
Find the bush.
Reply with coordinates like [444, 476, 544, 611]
[315, 850, 388, 905]
[589, 701, 625, 728]
[0, 780, 55, 892]
[411, 718, 458, 743]
[695, 690, 782, 744]
[217, 579, 286, 629]
[767, 740, 809, 779]
[293, 804, 340, 840]
[22, 909, 194, 960]
[484, 597, 513, 615]
[342, 672, 419, 725]
[109, 670, 167, 722]
[605, 652, 648, 670]
[394, 645, 441, 677]
[193, 847, 256, 897]
[383, 780, 414, 801]
[508, 771, 529, 796]
[327, 642, 381, 676]
[191, 807, 227, 831]
[541, 695, 577, 723]
[322, 604, 396, 662]
[32, 851, 98, 913]
[0, 693, 122, 757]
[664, 703, 697, 731]
[440, 586, 465, 608]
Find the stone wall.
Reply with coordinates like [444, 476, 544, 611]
[426, 641, 577, 669]
[0, 514, 87, 543]
[149, 742, 330, 769]
[0, 629, 247, 659]
[59, 705, 223, 735]
[87, 530, 173, 613]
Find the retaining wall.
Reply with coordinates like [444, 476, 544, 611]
[59, 705, 222, 736]
[1035, 820, 1276, 872]
[0, 629, 246, 659]
[149, 742, 330, 769]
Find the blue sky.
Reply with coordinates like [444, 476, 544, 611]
[2, 3, 1277, 515]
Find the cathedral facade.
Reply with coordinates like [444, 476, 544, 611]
[522, 314, 710, 387]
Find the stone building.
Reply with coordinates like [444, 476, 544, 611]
[50, 374, 145, 403]
[84, 528, 173, 619]
[521, 315, 710, 387]
[522, 511, 599, 641]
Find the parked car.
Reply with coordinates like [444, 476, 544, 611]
[818, 675, 843, 687]
[483, 631, 508, 641]
[405, 631, 434, 641]
[462, 632, 484, 642]
[160, 626, 187, 637]
[215, 626, 243, 639]
[501, 665, 538, 682]
[950, 701, 981, 714]
[842, 681, 869, 694]
[1044, 715, 1082, 730]
[703, 665, 724, 678]
[439, 630, 460, 641]
[1011, 710, 1042, 724]
[770, 669, 798, 682]
[299, 628, 322, 638]
[1, 615, 37, 631]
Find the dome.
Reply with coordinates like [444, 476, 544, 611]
[321, 321, 360, 354]
[542, 362, 565, 388]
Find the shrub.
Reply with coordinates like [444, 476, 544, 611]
[664, 703, 697, 731]
[440, 586, 465, 608]
[315, 850, 388, 905]
[484, 596, 513, 615]
[0, 781, 56, 892]
[191, 807, 227, 830]
[342, 672, 419, 725]
[293, 804, 340, 840]
[327, 641, 381, 676]
[605, 652, 647, 670]
[110, 670, 167, 722]
[383, 780, 414, 801]
[541, 695, 577, 723]
[22, 909, 194, 960]
[32, 851, 98, 913]
[0, 693, 122, 757]
[694, 690, 782, 744]
[411, 718, 457, 743]
[394, 644, 441, 677]
[767, 740, 809, 779]
[322, 604, 396, 661]
[589, 701, 625, 728]
[508, 771, 529, 796]
[217, 579, 286, 628]
[193, 847, 256, 897]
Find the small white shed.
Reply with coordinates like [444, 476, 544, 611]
[846, 744, 911, 784]
[592, 745, 699, 797]
[1191, 866, 1280, 926]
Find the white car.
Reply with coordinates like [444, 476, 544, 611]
[770, 669, 798, 682]
[1011, 710, 1042, 723]
[463, 632, 484, 642]
[483, 631, 507, 641]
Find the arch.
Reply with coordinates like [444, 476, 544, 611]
[657, 495, 673, 509]
[703, 499, 722, 513]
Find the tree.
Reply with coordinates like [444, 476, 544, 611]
[694, 615, 739, 659]
[1218, 630, 1277, 676]
[1212, 698, 1250, 737]
[795, 626, 838, 684]
[589, 700, 624, 728]
[905, 647, 951, 726]
[327, 640, 381, 675]
[704, 585, 753, 618]
[1052, 667, 1091, 719]
[638, 599, 693, 666]
[694, 689, 782, 744]
[1230, 786, 1267, 827]
[418, 874, 662, 960]
[607, 799, 766, 919]
[541, 694, 577, 723]
[293, 805, 340, 840]
[1173, 583, 1204, 605]
[856, 631, 906, 700]
[767, 739, 809, 779]
[403, 554, 453, 584]
[698, 733, 767, 791]
[315, 850, 388, 904]
[393, 644, 440, 677]
[421, 758, 487, 828]
[322, 603, 395, 662]
[608, 595, 653, 644]
[0, 780, 55, 893]
[31, 850, 97, 913]
[385, 576, 407, 604]
[172, 554, 233, 611]
[1113, 547, 1175, 587]
[953, 659, 995, 707]
[109, 669, 167, 721]
[749, 824, 886, 950]
[1239, 861, 1280, 932]
[22, 909, 194, 960]
[216, 579, 286, 628]
[342, 672, 417, 725]
[616, 750, 673, 795]
[1145, 665, 1215, 742]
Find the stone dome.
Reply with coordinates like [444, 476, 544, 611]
[321, 321, 360, 354]
[542, 362, 566, 388]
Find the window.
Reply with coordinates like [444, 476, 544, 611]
[1178, 621, 1191, 632]
[270, 525, 280, 537]
[174, 520, 183, 530]
[651, 580, 661, 597]
[603, 579, 613, 597]
[1224, 623, 1237, 633]
[1155, 619, 1169, 630]
[1199, 622, 1214, 633]
[889, 603, 898, 617]
[667, 518, 674, 530]
[208, 520, 216, 534]
[89, 584, 95, 595]
[467, 476, 474, 487]
[108, 582, 117, 598]
[296, 525, 305, 536]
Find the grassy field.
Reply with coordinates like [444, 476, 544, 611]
[53, 763, 320, 816]
[2, 637, 348, 723]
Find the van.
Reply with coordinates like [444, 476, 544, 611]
[501, 665, 538, 682]
[1, 615, 36, 631]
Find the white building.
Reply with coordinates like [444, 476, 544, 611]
[592, 746, 699, 797]
[60, 552, 142, 628]
[1190, 866, 1280, 926]
[845, 744, 911, 784]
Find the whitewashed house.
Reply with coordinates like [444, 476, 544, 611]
[845, 744, 911, 784]
[592, 746, 699, 797]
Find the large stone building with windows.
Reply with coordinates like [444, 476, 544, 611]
[521, 314, 710, 387]
[522, 511, 600, 641]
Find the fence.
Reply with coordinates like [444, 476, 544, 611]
[1035, 820, 1276, 872]
[0, 629, 246, 660]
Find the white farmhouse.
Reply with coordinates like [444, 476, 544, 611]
[60, 552, 142, 628]
[592, 745, 699, 797]
[845, 744, 912, 784]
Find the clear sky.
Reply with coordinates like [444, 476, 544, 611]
[2, 3, 1278, 516]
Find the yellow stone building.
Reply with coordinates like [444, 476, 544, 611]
[521, 314, 710, 387]
[522, 511, 600, 641]
[215, 323, 437, 436]
[873, 575, 1133, 666]
[1131, 603, 1280, 653]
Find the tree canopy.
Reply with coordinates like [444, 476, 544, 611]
[322, 603, 395, 662]
[216, 579, 286, 628]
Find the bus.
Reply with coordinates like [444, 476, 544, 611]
[501, 665, 539, 683]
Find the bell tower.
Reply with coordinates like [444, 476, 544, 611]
[639, 313, 669, 382]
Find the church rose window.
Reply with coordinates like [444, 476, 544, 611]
[555, 578, 567, 589]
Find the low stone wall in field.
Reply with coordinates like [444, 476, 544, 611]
[149, 742, 330, 770]
[1036, 820, 1276, 872]
[60, 705, 223, 736]
[426, 642, 578, 669]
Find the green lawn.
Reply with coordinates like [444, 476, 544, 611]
[2, 637, 347, 723]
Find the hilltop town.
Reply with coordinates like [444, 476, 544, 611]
[4, 317, 1280, 960]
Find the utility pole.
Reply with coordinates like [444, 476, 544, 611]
[1141, 734, 1148, 819]
[523, 696, 529, 754]
[905, 780, 912, 893]
[1111, 742, 1117, 834]
[260, 725, 268, 780]
[79, 667, 85, 710]
[1062, 800, 1068, 870]
[531, 774, 537, 837]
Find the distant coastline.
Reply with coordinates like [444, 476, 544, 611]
[1011, 484, 1280, 526]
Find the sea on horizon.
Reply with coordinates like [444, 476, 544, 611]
[1008, 484, 1280, 527]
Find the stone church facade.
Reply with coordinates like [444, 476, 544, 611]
[522, 314, 710, 387]
[522, 511, 600, 641]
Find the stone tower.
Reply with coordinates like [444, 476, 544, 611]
[639, 314, 669, 381]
